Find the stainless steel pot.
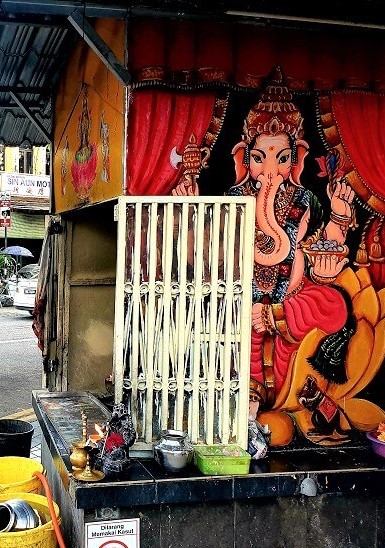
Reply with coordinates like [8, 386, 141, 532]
[154, 429, 193, 473]
[0, 498, 40, 532]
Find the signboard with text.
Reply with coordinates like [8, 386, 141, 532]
[85, 518, 140, 548]
[0, 172, 50, 198]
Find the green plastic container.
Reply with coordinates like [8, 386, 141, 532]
[193, 444, 251, 476]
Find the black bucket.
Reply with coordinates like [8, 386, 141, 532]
[0, 419, 34, 457]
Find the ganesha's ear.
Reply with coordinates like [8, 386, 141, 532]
[231, 142, 248, 185]
[291, 140, 309, 186]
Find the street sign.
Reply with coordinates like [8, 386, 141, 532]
[0, 190, 11, 227]
[1, 172, 50, 198]
[85, 518, 140, 548]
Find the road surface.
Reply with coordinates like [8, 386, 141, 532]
[0, 306, 43, 417]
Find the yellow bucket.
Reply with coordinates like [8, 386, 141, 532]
[0, 492, 60, 548]
[0, 457, 43, 494]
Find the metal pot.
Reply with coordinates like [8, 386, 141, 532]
[154, 429, 193, 473]
[0, 498, 40, 532]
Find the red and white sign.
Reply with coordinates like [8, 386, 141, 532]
[85, 518, 140, 548]
[0, 190, 11, 228]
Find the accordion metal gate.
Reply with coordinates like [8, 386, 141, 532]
[113, 196, 255, 453]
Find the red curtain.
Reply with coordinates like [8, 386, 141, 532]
[319, 91, 385, 289]
[127, 19, 385, 90]
[126, 90, 216, 195]
[331, 92, 385, 208]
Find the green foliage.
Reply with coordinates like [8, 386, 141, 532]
[0, 253, 16, 279]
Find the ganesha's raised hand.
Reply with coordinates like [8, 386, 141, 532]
[171, 177, 199, 196]
[328, 179, 355, 219]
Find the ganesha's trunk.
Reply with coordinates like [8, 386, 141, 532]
[254, 175, 290, 266]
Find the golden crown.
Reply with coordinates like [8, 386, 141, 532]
[244, 66, 304, 142]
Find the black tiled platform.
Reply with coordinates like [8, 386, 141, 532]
[32, 390, 385, 510]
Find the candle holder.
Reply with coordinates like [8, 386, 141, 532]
[69, 410, 91, 471]
[73, 453, 105, 482]
[81, 410, 88, 442]
[69, 440, 88, 471]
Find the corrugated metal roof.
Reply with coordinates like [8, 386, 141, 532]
[0, 21, 72, 146]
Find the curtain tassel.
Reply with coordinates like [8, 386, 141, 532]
[354, 215, 373, 268]
[354, 242, 370, 267]
[369, 236, 382, 260]
[369, 218, 385, 262]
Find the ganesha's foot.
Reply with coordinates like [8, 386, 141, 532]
[257, 410, 295, 446]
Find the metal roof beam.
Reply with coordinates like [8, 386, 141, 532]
[68, 9, 131, 86]
[1, 1, 128, 19]
[9, 92, 51, 143]
[226, 10, 385, 31]
[3, 1, 385, 31]
[0, 104, 47, 109]
[0, 18, 67, 29]
[0, 86, 52, 94]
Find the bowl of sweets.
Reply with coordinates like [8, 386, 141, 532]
[366, 422, 385, 458]
[302, 238, 349, 267]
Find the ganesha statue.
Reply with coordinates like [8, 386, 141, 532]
[173, 65, 385, 447]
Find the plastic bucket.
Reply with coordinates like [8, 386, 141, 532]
[0, 492, 60, 548]
[0, 420, 34, 457]
[0, 457, 43, 495]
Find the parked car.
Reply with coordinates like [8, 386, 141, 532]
[13, 263, 40, 313]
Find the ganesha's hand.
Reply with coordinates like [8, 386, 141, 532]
[171, 178, 199, 197]
[251, 303, 275, 333]
[329, 179, 355, 219]
[251, 303, 264, 332]
[311, 253, 349, 283]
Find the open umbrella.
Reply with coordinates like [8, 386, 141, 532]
[1, 246, 34, 279]
[1, 245, 34, 258]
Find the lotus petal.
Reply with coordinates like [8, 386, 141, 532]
[343, 317, 385, 399]
[377, 288, 385, 319]
[355, 267, 372, 289]
[334, 267, 361, 298]
[352, 285, 380, 325]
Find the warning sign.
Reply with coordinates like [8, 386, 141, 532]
[85, 518, 140, 548]
[0, 190, 11, 228]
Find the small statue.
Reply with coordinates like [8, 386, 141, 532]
[93, 403, 136, 478]
[108, 403, 137, 448]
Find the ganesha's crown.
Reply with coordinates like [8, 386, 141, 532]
[244, 65, 304, 141]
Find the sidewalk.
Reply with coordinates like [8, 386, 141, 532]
[2, 408, 42, 462]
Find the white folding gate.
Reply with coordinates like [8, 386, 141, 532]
[113, 196, 255, 453]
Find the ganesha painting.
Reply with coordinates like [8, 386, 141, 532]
[172, 66, 385, 447]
